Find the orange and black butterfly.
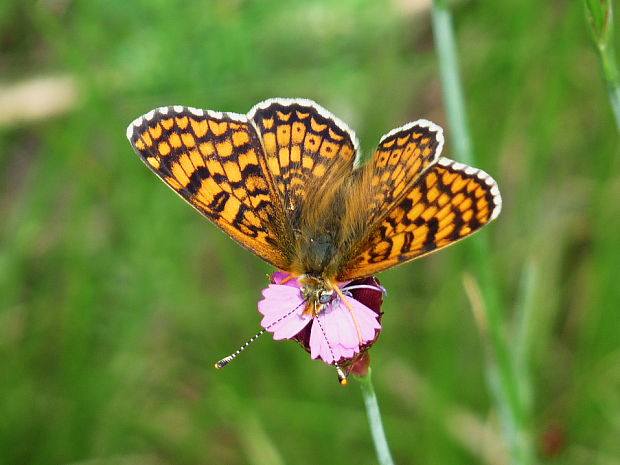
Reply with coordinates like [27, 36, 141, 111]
[126, 98, 501, 318]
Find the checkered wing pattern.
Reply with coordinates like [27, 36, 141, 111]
[359, 120, 444, 227]
[248, 99, 359, 221]
[126, 106, 292, 269]
[338, 156, 502, 280]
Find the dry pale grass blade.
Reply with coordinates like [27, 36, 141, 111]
[0, 75, 78, 127]
[386, 360, 508, 465]
[462, 272, 489, 337]
[393, 0, 432, 15]
[238, 414, 285, 465]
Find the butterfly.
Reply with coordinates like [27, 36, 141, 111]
[126, 98, 501, 371]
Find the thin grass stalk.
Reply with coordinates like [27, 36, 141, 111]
[431, 1, 535, 464]
[357, 369, 395, 465]
[584, 0, 620, 133]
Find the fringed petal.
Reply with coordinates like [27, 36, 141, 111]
[346, 296, 382, 343]
[272, 271, 301, 288]
[258, 285, 311, 340]
[310, 312, 355, 364]
[308, 295, 381, 364]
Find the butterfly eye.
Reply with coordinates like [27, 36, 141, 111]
[318, 292, 335, 305]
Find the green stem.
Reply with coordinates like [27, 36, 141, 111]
[431, 2, 535, 464]
[599, 42, 620, 133]
[357, 369, 395, 465]
[584, 0, 620, 133]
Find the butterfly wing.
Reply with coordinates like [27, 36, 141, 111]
[248, 98, 360, 226]
[358, 120, 444, 227]
[337, 122, 501, 281]
[126, 106, 293, 269]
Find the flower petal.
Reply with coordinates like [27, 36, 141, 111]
[272, 271, 301, 288]
[258, 285, 311, 340]
[310, 314, 355, 364]
[346, 296, 382, 342]
[324, 302, 359, 349]
[308, 295, 381, 364]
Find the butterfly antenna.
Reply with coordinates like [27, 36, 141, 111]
[214, 328, 266, 369]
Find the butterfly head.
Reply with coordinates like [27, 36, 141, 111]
[298, 274, 337, 316]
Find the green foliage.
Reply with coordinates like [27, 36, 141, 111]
[1, 1, 619, 464]
[585, 0, 612, 47]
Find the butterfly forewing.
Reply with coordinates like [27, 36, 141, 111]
[248, 99, 359, 221]
[126, 106, 292, 269]
[338, 157, 501, 280]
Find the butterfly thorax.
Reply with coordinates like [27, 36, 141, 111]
[289, 182, 356, 282]
[298, 274, 337, 316]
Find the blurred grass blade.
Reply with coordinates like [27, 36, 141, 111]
[429, 0, 473, 166]
[585, 0, 612, 48]
[514, 259, 538, 389]
[512, 260, 538, 436]
[431, 1, 536, 464]
[239, 414, 285, 465]
[584, 0, 620, 132]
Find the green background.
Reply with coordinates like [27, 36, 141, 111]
[1, 0, 619, 464]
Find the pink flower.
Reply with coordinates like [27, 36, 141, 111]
[258, 272, 384, 367]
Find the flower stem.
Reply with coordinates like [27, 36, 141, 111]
[357, 369, 395, 465]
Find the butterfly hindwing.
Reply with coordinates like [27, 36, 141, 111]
[338, 157, 502, 280]
[126, 106, 292, 269]
[358, 120, 444, 227]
